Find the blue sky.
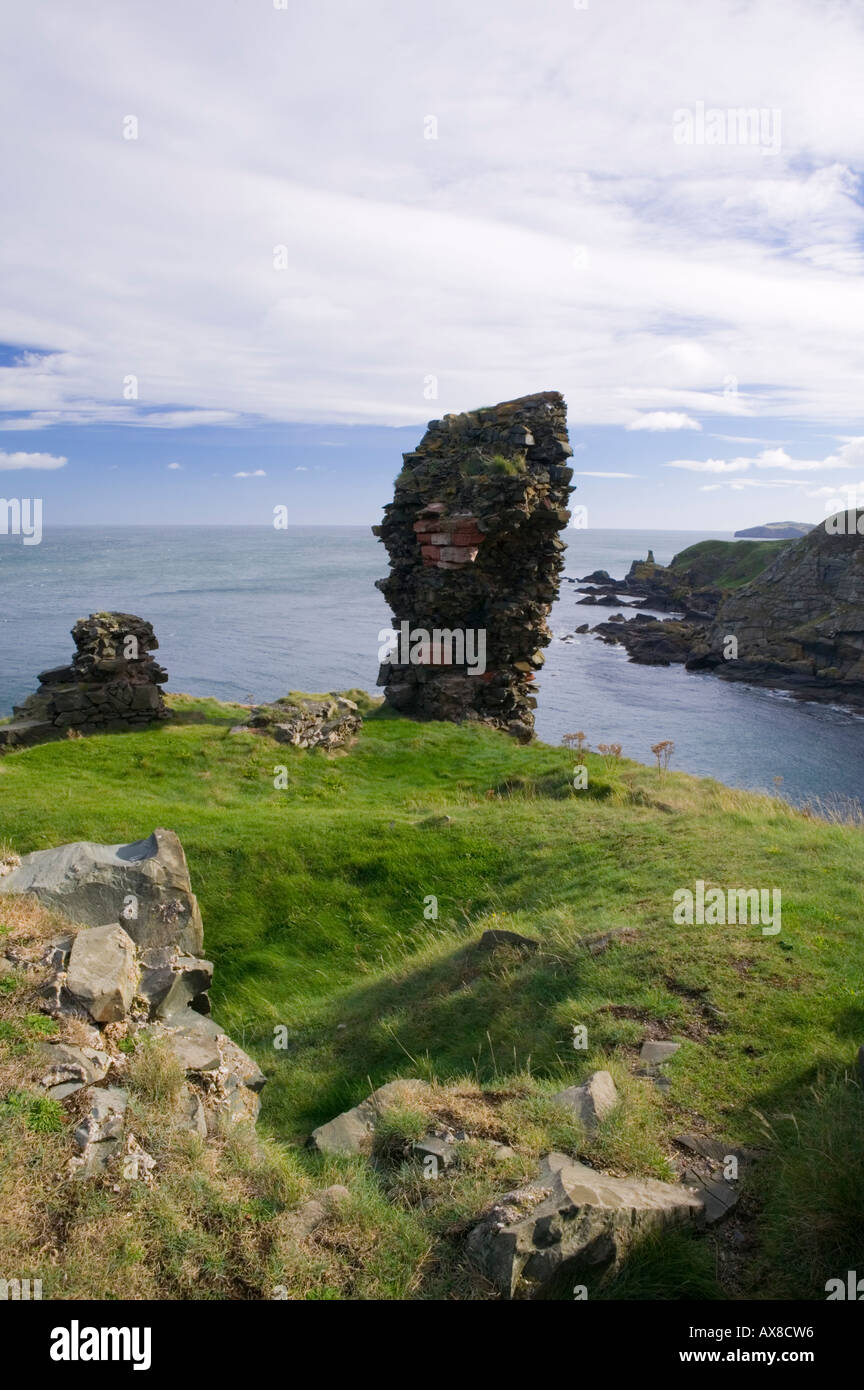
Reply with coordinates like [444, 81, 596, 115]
[1, 0, 863, 529]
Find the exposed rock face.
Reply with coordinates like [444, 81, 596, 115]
[0, 828, 204, 955]
[466, 1151, 707, 1298]
[583, 523, 864, 707]
[1, 829, 267, 1175]
[688, 515, 864, 705]
[373, 392, 573, 740]
[0, 612, 169, 748]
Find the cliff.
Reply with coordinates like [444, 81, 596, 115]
[689, 512, 864, 704]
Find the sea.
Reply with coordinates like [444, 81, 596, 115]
[1, 525, 862, 808]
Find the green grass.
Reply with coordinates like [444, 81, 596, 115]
[1, 692, 862, 1298]
[670, 538, 786, 591]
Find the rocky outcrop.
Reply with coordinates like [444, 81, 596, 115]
[687, 514, 864, 706]
[233, 693, 362, 749]
[582, 524, 864, 707]
[466, 1151, 710, 1298]
[1, 830, 266, 1177]
[0, 828, 204, 955]
[373, 392, 573, 740]
[0, 612, 169, 748]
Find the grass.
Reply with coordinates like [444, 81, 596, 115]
[670, 538, 786, 591]
[0, 692, 862, 1299]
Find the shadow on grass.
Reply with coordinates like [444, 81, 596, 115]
[258, 938, 586, 1136]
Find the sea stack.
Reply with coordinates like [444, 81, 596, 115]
[373, 391, 573, 740]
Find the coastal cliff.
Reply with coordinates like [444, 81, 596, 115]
[584, 516, 864, 708]
[690, 511, 864, 704]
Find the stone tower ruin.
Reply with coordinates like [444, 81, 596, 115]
[373, 391, 573, 740]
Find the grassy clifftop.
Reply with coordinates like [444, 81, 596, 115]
[1, 695, 862, 1299]
[669, 538, 786, 592]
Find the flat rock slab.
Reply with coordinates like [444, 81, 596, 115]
[67, 923, 138, 1023]
[466, 1151, 705, 1298]
[38, 1040, 111, 1087]
[412, 1135, 458, 1170]
[0, 828, 203, 954]
[640, 1040, 681, 1063]
[551, 1070, 618, 1131]
[309, 1079, 431, 1155]
[682, 1169, 741, 1224]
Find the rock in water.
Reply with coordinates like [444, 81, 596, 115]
[0, 828, 204, 954]
[373, 392, 573, 739]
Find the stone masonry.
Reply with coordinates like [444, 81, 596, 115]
[0, 612, 169, 748]
[373, 392, 573, 739]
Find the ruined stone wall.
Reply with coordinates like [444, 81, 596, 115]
[1, 612, 169, 747]
[373, 391, 573, 739]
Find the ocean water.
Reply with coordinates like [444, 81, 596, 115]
[1, 525, 862, 807]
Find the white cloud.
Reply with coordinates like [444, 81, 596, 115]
[167, 461, 182, 470]
[295, 466, 308, 471]
[0, 449, 67, 470]
[0, 1, 863, 430]
[234, 469, 266, 477]
[700, 478, 803, 491]
[665, 458, 750, 473]
[626, 412, 702, 432]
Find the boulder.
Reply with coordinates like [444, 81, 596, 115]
[308, 1079, 430, 1155]
[551, 1070, 618, 1131]
[466, 1152, 706, 1298]
[0, 828, 204, 954]
[66, 923, 138, 1023]
[144, 1012, 222, 1073]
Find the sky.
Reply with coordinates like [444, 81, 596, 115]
[1, 0, 863, 530]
